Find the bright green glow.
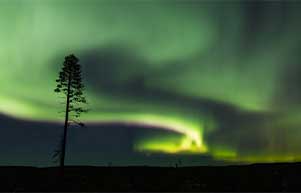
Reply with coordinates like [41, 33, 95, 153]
[135, 135, 207, 154]
[1, 1, 301, 163]
[129, 114, 204, 148]
[131, 114, 207, 153]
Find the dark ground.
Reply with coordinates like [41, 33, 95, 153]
[1, 163, 301, 192]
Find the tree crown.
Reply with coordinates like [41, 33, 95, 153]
[54, 54, 88, 119]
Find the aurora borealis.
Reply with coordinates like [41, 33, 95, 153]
[1, 0, 301, 166]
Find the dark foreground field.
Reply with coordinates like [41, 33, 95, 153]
[1, 163, 301, 192]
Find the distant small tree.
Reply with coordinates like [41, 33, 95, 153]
[53, 54, 87, 170]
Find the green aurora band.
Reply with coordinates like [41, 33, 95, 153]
[1, 0, 301, 163]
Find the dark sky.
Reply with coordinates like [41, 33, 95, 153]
[0, 0, 301, 166]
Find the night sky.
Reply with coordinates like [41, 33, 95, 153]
[1, 0, 301, 166]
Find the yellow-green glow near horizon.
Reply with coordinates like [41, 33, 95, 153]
[135, 136, 207, 154]
[1, 0, 301, 164]
[130, 114, 207, 153]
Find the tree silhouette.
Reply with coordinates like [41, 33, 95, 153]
[53, 54, 87, 170]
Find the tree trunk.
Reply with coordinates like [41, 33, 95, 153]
[60, 75, 71, 172]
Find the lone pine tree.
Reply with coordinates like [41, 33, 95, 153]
[53, 54, 87, 169]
